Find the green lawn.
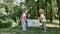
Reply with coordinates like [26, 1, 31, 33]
[0, 26, 60, 34]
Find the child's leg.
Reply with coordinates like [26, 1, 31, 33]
[21, 21, 26, 31]
[42, 22, 46, 32]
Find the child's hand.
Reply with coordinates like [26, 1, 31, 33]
[40, 18, 43, 22]
[38, 17, 40, 21]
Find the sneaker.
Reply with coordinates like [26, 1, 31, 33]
[23, 29, 26, 31]
[42, 30, 46, 32]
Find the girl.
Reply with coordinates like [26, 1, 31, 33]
[21, 8, 28, 31]
[38, 9, 46, 32]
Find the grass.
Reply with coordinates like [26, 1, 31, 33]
[0, 25, 60, 34]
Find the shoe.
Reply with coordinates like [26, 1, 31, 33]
[23, 29, 26, 31]
[42, 30, 46, 32]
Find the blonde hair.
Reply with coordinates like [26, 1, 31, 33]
[39, 9, 44, 13]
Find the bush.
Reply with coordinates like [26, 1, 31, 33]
[0, 18, 13, 28]
[0, 23, 11, 28]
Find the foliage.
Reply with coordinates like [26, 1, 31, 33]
[0, 0, 59, 28]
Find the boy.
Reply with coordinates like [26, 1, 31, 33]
[38, 9, 46, 32]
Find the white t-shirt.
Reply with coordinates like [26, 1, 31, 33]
[40, 14, 46, 22]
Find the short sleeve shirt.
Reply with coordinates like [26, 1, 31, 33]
[40, 14, 46, 22]
[21, 13, 26, 21]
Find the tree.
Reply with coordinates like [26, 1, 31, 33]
[48, 0, 53, 22]
[57, 0, 60, 28]
[37, 0, 39, 11]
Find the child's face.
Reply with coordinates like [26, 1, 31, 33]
[25, 10, 28, 14]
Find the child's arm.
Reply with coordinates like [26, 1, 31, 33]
[38, 17, 43, 20]
[21, 15, 27, 21]
[40, 18, 43, 21]
[38, 17, 40, 21]
[24, 16, 27, 21]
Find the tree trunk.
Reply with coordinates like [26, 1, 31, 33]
[45, 0, 48, 20]
[37, 0, 40, 17]
[49, 0, 53, 22]
[5, 5, 9, 13]
[37, 0, 39, 11]
[57, 0, 60, 28]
